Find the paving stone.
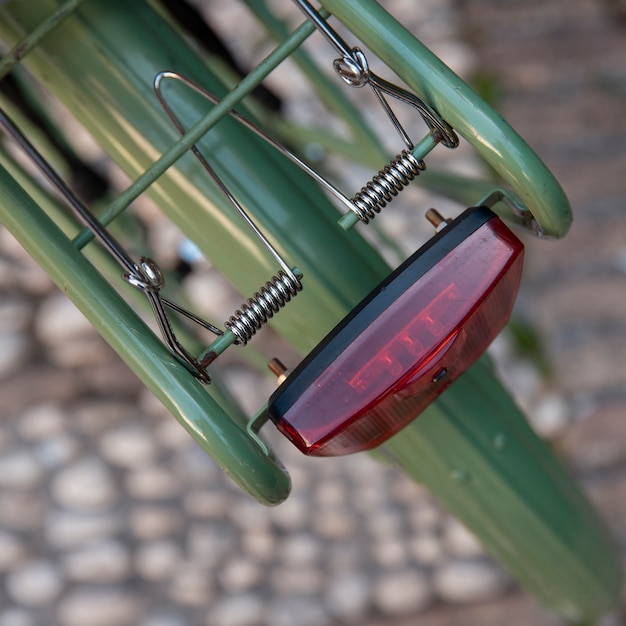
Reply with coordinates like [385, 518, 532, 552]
[135, 540, 183, 582]
[18, 403, 67, 441]
[442, 519, 484, 559]
[433, 559, 510, 604]
[277, 533, 320, 567]
[168, 562, 215, 607]
[99, 424, 159, 469]
[409, 532, 445, 566]
[62, 540, 131, 583]
[125, 466, 180, 501]
[0, 451, 42, 489]
[184, 489, 234, 520]
[0, 332, 29, 378]
[240, 529, 276, 563]
[218, 557, 263, 593]
[0, 531, 29, 573]
[33, 434, 81, 469]
[269, 566, 325, 595]
[372, 536, 410, 569]
[530, 393, 571, 439]
[186, 523, 238, 568]
[265, 595, 328, 626]
[324, 571, 371, 622]
[51, 457, 118, 510]
[46, 511, 122, 549]
[206, 593, 265, 626]
[0, 493, 44, 531]
[372, 569, 433, 616]
[0, 608, 35, 626]
[129, 506, 185, 542]
[6, 560, 63, 607]
[57, 588, 143, 626]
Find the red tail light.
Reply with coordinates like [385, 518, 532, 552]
[268, 207, 524, 456]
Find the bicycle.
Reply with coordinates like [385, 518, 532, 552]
[0, 0, 621, 623]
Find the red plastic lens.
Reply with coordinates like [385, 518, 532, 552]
[269, 208, 524, 456]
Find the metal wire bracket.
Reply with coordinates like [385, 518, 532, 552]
[292, 0, 459, 149]
[154, 72, 304, 351]
[0, 106, 218, 383]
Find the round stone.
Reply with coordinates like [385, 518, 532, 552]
[35, 293, 93, 345]
[532, 393, 570, 438]
[35, 296, 110, 367]
[278, 533, 320, 567]
[206, 593, 265, 626]
[442, 520, 484, 558]
[51, 458, 117, 510]
[409, 532, 444, 565]
[268, 495, 309, 532]
[0, 451, 42, 489]
[129, 506, 184, 541]
[433, 559, 510, 604]
[372, 537, 409, 569]
[186, 523, 237, 568]
[325, 572, 371, 622]
[241, 529, 275, 562]
[311, 510, 356, 540]
[314, 482, 346, 507]
[46, 511, 121, 549]
[135, 540, 182, 582]
[62, 540, 131, 583]
[168, 563, 214, 607]
[266, 596, 327, 626]
[33, 435, 80, 469]
[184, 490, 233, 520]
[171, 447, 218, 484]
[408, 501, 441, 532]
[125, 466, 179, 501]
[219, 557, 262, 593]
[0, 608, 35, 626]
[0, 493, 43, 531]
[269, 567, 324, 595]
[57, 588, 142, 626]
[0, 531, 28, 572]
[139, 613, 186, 626]
[18, 403, 66, 441]
[373, 569, 433, 616]
[229, 499, 272, 532]
[6, 561, 63, 606]
[366, 510, 403, 538]
[99, 424, 158, 469]
[0, 332, 29, 378]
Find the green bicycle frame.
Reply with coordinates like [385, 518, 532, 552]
[0, 1, 619, 623]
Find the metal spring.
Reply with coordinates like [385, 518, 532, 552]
[226, 271, 303, 345]
[351, 149, 425, 223]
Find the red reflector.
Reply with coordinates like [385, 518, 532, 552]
[268, 207, 524, 456]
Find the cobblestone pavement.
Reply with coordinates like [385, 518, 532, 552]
[0, 1, 625, 625]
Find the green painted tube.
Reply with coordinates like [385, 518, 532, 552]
[382, 357, 622, 623]
[319, 0, 573, 239]
[0, 164, 291, 506]
[0, 1, 619, 621]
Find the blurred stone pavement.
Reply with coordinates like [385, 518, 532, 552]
[0, 0, 625, 625]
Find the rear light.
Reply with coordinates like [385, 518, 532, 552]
[268, 206, 524, 456]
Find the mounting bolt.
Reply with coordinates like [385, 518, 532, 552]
[268, 358, 289, 385]
[425, 208, 451, 232]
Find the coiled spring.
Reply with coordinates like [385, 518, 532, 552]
[351, 150, 425, 224]
[226, 271, 303, 345]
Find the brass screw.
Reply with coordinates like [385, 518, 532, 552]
[267, 358, 289, 385]
[425, 208, 449, 229]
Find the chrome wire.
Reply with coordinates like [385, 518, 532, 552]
[291, 0, 459, 149]
[0, 107, 216, 383]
